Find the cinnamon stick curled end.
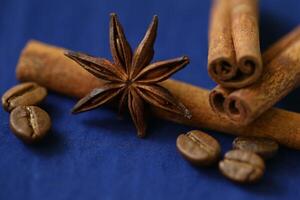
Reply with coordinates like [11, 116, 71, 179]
[223, 94, 250, 124]
[209, 86, 253, 125]
[208, 56, 263, 88]
[209, 86, 230, 115]
[208, 0, 262, 88]
[210, 26, 300, 125]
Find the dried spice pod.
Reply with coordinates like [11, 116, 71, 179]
[209, 26, 300, 125]
[208, 0, 262, 88]
[16, 40, 300, 150]
[64, 14, 191, 137]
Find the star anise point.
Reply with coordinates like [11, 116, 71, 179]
[65, 13, 191, 137]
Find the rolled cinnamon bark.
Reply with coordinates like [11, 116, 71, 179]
[208, 0, 262, 88]
[16, 40, 300, 149]
[208, 0, 237, 84]
[210, 26, 300, 125]
[262, 26, 300, 64]
[209, 85, 233, 118]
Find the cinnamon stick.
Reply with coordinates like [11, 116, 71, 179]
[209, 85, 234, 118]
[208, 0, 262, 88]
[210, 26, 300, 125]
[16, 40, 300, 149]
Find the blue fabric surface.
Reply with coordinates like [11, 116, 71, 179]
[1, 0, 300, 199]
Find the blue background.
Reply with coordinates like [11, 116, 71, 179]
[0, 0, 300, 199]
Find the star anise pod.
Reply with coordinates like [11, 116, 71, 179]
[65, 13, 191, 137]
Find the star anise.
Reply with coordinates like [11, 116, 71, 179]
[65, 13, 191, 137]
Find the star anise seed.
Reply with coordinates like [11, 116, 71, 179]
[65, 13, 191, 137]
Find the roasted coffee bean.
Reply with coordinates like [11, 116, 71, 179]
[233, 136, 279, 159]
[2, 82, 47, 112]
[219, 150, 265, 183]
[10, 106, 51, 143]
[176, 130, 221, 166]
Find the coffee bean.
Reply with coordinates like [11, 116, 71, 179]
[233, 136, 279, 159]
[176, 130, 221, 166]
[10, 106, 51, 143]
[219, 150, 265, 183]
[2, 82, 47, 112]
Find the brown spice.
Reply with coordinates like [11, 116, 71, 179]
[64, 14, 191, 137]
[16, 40, 300, 149]
[208, 0, 262, 88]
[210, 26, 300, 125]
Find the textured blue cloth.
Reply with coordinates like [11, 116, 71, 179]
[1, 0, 300, 199]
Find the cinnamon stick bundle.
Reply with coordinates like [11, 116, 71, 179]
[15, 40, 300, 149]
[208, 0, 262, 88]
[210, 26, 300, 125]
